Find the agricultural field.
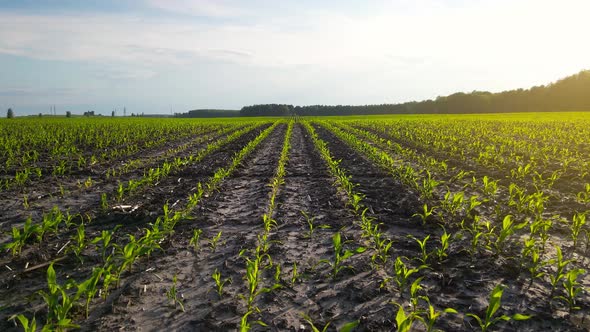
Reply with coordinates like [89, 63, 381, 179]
[1, 113, 590, 331]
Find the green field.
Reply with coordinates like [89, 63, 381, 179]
[1, 112, 589, 331]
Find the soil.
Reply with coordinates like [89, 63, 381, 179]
[0, 121, 588, 331]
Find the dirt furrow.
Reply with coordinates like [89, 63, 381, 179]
[257, 122, 399, 331]
[86, 123, 287, 331]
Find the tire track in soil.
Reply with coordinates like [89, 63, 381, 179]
[86, 123, 287, 331]
[0, 124, 273, 331]
[259, 123, 396, 331]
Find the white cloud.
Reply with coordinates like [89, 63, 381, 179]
[147, 0, 251, 18]
[0, 0, 589, 111]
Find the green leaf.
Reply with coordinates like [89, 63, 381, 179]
[512, 313, 532, 320]
[339, 320, 359, 332]
[354, 247, 367, 254]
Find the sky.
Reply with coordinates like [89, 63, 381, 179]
[0, 0, 589, 115]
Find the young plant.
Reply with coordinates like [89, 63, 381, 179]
[393, 303, 419, 332]
[212, 268, 231, 298]
[69, 222, 86, 264]
[239, 311, 267, 332]
[301, 312, 330, 332]
[570, 212, 586, 248]
[413, 204, 434, 225]
[100, 193, 109, 211]
[23, 194, 29, 209]
[12, 314, 38, 332]
[290, 262, 300, 286]
[300, 313, 359, 332]
[91, 225, 120, 263]
[241, 254, 281, 311]
[301, 210, 329, 239]
[521, 238, 545, 285]
[492, 215, 526, 256]
[433, 228, 451, 262]
[189, 228, 203, 251]
[371, 229, 394, 266]
[166, 274, 185, 312]
[466, 284, 530, 332]
[482, 175, 499, 197]
[553, 268, 586, 311]
[209, 231, 222, 253]
[4, 217, 38, 256]
[418, 297, 458, 332]
[37, 263, 80, 330]
[320, 232, 366, 279]
[392, 257, 421, 295]
[548, 246, 574, 294]
[408, 234, 431, 265]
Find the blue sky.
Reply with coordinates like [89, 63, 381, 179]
[1, 0, 589, 115]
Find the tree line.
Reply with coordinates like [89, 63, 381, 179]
[239, 70, 590, 116]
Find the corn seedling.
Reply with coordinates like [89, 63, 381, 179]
[166, 274, 185, 312]
[91, 225, 120, 263]
[241, 253, 281, 311]
[409, 277, 424, 312]
[320, 232, 366, 279]
[392, 257, 421, 295]
[408, 234, 431, 265]
[4, 217, 38, 256]
[11, 314, 38, 332]
[239, 311, 267, 332]
[417, 296, 458, 332]
[290, 262, 300, 286]
[413, 204, 434, 225]
[553, 268, 586, 311]
[482, 176, 499, 197]
[212, 268, 231, 298]
[433, 228, 451, 262]
[189, 228, 203, 251]
[301, 210, 329, 239]
[521, 238, 545, 285]
[466, 284, 530, 332]
[23, 194, 29, 209]
[393, 303, 419, 332]
[371, 229, 394, 266]
[209, 231, 222, 253]
[100, 193, 108, 211]
[492, 215, 526, 256]
[69, 222, 86, 264]
[549, 246, 574, 294]
[301, 312, 330, 332]
[576, 183, 590, 203]
[37, 263, 80, 331]
[570, 212, 586, 248]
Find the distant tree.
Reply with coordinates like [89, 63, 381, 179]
[66, 111, 72, 118]
[112, 110, 115, 117]
[6, 108, 14, 118]
[38, 113, 42, 117]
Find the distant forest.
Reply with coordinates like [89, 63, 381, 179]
[180, 70, 590, 117]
